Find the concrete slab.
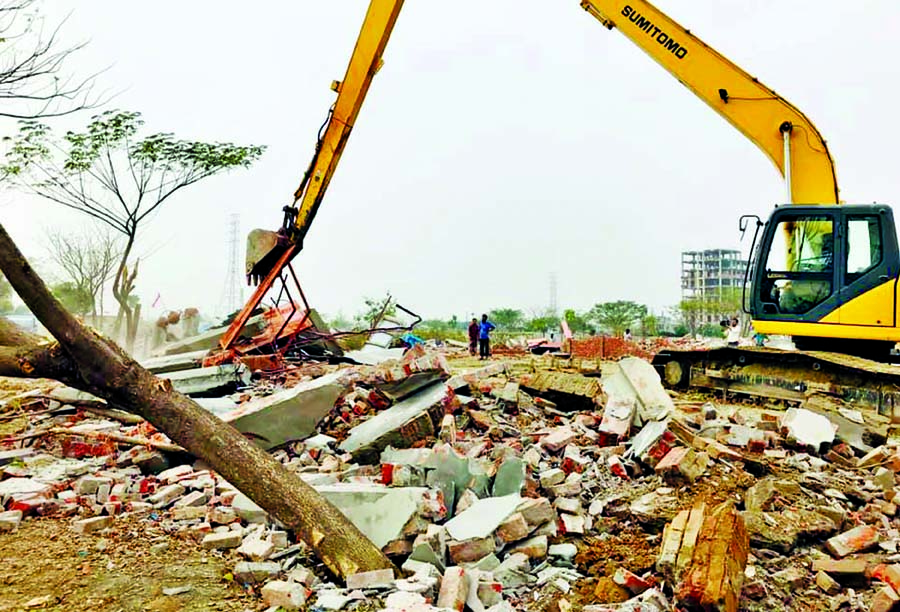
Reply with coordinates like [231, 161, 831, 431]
[159, 364, 251, 396]
[315, 483, 429, 549]
[140, 350, 208, 374]
[345, 346, 406, 365]
[219, 371, 346, 450]
[339, 382, 448, 463]
[520, 371, 601, 412]
[603, 357, 674, 424]
[444, 494, 522, 541]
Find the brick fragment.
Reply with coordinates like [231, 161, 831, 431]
[815, 570, 841, 595]
[811, 558, 868, 585]
[496, 512, 530, 543]
[675, 502, 748, 612]
[448, 537, 495, 564]
[825, 525, 879, 558]
[73, 515, 113, 534]
[346, 568, 394, 589]
[261, 580, 308, 610]
[871, 585, 900, 612]
[201, 531, 242, 550]
[436, 567, 469, 612]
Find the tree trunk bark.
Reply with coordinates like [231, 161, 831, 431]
[0, 224, 394, 582]
[127, 302, 141, 354]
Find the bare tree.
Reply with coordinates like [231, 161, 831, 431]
[0, 0, 103, 120]
[3, 110, 265, 351]
[45, 227, 120, 325]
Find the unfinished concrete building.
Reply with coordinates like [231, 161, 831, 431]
[681, 249, 747, 324]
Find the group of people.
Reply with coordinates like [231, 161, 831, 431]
[467, 314, 496, 359]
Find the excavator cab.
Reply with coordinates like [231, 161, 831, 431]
[747, 205, 900, 354]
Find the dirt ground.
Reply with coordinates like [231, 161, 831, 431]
[0, 516, 259, 612]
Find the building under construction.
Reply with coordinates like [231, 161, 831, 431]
[681, 249, 747, 324]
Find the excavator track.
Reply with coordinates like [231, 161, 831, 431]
[651, 346, 900, 419]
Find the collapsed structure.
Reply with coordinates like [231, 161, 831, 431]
[3, 332, 900, 611]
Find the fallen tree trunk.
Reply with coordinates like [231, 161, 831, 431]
[0, 224, 394, 581]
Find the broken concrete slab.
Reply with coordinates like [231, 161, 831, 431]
[377, 371, 446, 403]
[315, 483, 430, 549]
[340, 383, 451, 463]
[491, 457, 526, 497]
[781, 407, 837, 453]
[520, 371, 601, 411]
[603, 357, 674, 424]
[344, 346, 407, 366]
[139, 350, 208, 375]
[446, 363, 508, 393]
[0, 448, 35, 467]
[218, 371, 347, 450]
[444, 494, 522, 541]
[159, 364, 251, 396]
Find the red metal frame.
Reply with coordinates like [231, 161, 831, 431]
[219, 244, 298, 351]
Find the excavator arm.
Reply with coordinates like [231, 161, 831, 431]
[220, 0, 405, 351]
[581, 0, 838, 205]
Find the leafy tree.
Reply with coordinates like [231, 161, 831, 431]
[587, 300, 648, 335]
[678, 298, 705, 336]
[639, 314, 658, 337]
[2, 110, 265, 351]
[563, 308, 590, 333]
[679, 289, 742, 336]
[526, 315, 558, 333]
[51, 281, 93, 315]
[489, 308, 524, 330]
[359, 293, 395, 328]
[0, 272, 12, 313]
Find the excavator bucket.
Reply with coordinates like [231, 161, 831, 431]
[245, 228, 292, 286]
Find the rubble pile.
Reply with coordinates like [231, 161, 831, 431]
[4, 344, 900, 611]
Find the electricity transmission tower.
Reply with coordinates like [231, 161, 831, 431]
[219, 214, 243, 315]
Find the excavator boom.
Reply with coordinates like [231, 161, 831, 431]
[220, 0, 404, 351]
[581, 0, 838, 205]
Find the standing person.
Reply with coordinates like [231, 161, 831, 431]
[478, 314, 496, 360]
[623, 328, 633, 342]
[467, 318, 479, 356]
[726, 316, 741, 347]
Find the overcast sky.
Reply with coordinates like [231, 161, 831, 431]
[3, 1, 899, 323]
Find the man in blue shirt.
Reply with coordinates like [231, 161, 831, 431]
[478, 314, 496, 360]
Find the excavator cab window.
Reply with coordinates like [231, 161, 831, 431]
[845, 216, 882, 284]
[762, 216, 834, 315]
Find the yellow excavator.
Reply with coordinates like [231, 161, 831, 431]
[222, 0, 900, 416]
